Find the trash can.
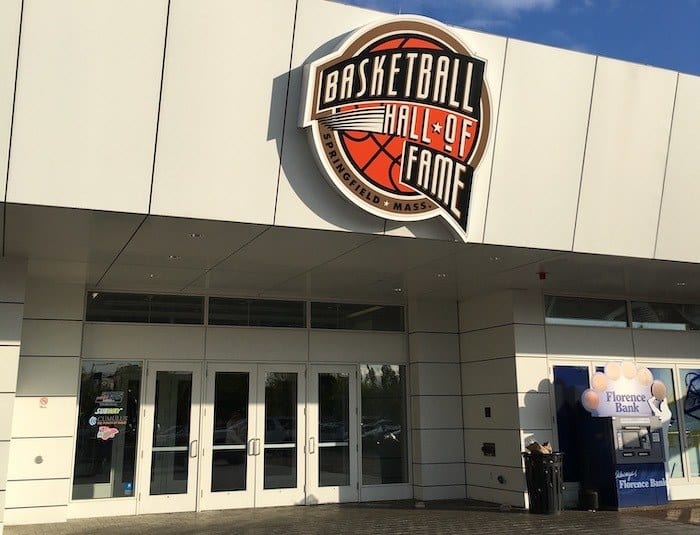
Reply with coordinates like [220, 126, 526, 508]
[522, 452, 565, 514]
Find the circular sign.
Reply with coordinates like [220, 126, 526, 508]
[300, 17, 490, 240]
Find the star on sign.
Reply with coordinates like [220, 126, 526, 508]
[432, 122, 442, 133]
[383, 200, 390, 207]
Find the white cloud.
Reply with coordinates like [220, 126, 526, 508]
[461, 0, 559, 15]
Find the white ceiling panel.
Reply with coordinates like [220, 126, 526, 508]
[216, 227, 375, 273]
[4, 204, 143, 264]
[114, 216, 267, 270]
[98, 263, 207, 293]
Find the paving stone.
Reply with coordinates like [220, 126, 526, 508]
[5, 500, 700, 535]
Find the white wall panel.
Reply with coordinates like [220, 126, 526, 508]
[0, 0, 21, 201]
[466, 485, 525, 508]
[633, 329, 700, 359]
[545, 325, 634, 358]
[449, 29, 507, 243]
[3, 505, 66, 526]
[20, 320, 82, 357]
[515, 356, 549, 393]
[465, 463, 525, 494]
[0, 347, 19, 393]
[412, 429, 464, 464]
[10, 397, 75, 438]
[407, 300, 458, 334]
[484, 40, 594, 250]
[82, 324, 204, 359]
[464, 428, 521, 467]
[461, 358, 516, 395]
[0, 442, 7, 489]
[411, 396, 462, 429]
[274, 0, 385, 234]
[408, 333, 459, 363]
[460, 326, 515, 362]
[517, 392, 552, 430]
[462, 393, 519, 430]
[206, 327, 307, 362]
[0, 259, 26, 303]
[513, 324, 546, 358]
[151, 0, 295, 224]
[309, 331, 407, 363]
[0, 396, 12, 441]
[0, 304, 23, 346]
[655, 74, 700, 262]
[7, 437, 73, 480]
[415, 485, 466, 501]
[15, 357, 79, 397]
[512, 290, 545, 325]
[23, 281, 84, 321]
[7, 0, 168, 212]
[410, 363, 461, 396]
[459, 291, 513, 332]
[413, 463, 465, 487]
[573, 58, 677, 258]
[4, 479, 69, 508]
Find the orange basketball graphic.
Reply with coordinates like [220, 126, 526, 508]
[338, 36, 446, 196]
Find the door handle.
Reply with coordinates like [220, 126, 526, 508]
[255, 438, 262, 456]
[189, 439, 198, 458]
[248, 438, 256, 456]
[309, 437, 316, 454]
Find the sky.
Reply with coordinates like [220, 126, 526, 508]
[335, 0, 700, 76]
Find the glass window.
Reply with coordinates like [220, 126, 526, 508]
[208, 298, 305, 328]
[72, 361, 142, 500]
[680, 368, 700, 477]
[544, 296, 628, 328]
[632, 302, 700, 331]
[648, 368, 683, 478]
[86, 292, 204, 324]
[361, 364, 408, 485]
[311, 303, 404, 331]
[553, 365, 590, 482]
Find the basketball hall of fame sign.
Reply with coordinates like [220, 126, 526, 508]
[299, 17, 490, 241]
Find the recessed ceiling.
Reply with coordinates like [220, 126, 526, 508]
[3, 204, 700, 304]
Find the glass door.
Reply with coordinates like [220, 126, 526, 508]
[199, 364, 257, 510]
[138, 362, 202, 514]
[307, 365, 358, 504]
[254, 364, 306, 507]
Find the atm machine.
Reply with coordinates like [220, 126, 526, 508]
[581, 415, 667, 509]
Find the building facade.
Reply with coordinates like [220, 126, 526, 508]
[1, 0, 700, 529]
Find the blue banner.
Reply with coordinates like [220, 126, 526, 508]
[615, 463, 668, 507]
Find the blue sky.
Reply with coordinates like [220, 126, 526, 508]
[335, 0, 700, 75]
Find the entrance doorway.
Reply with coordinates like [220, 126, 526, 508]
[137, 362, 358, 513]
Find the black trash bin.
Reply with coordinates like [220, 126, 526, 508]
[522, 452, 565, 514]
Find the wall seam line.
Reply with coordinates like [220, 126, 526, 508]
[480, 37, 509, 243]
[652, 71, 680, 259]
[2, 0, 25, 257]
[272, 0, 299, 225]
[146, 0, 172, 214]
[570, 55, 598, 251]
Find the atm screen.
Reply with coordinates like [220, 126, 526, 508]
[622, 430, 642, 449]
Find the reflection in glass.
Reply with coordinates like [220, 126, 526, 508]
[361, 364, 408, 485]
[72, 361, 142, 500]
[212, 451, 247, 492]
[649, 368, 683, 478]
[150, 372, 192, 495]
[681, 369, 700, 477]
[311, 303, 405, 331]
[553, 365, 590, 482]
[632, 302, 700, 331]
[318, 373, 350, 487]
[211, 372, 249, 492]
[544, 296, 628, 328]
[264, 373, 297, 489]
